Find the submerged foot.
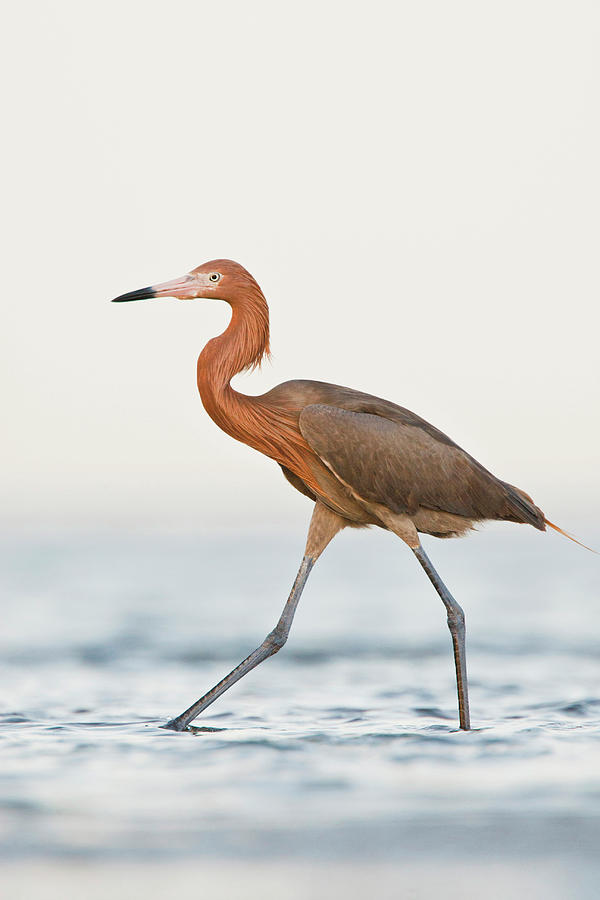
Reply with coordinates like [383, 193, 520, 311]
[161, 717, 226, 734]
[161, 717, 190, 732]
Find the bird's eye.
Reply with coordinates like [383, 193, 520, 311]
[209, 273, 221, 283]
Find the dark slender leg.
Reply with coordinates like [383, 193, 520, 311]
[163, 556, 315, 732]
[412, 544, 471, 730]
[163, 503, 344, 733]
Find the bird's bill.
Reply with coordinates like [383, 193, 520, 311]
[111, 274, 197, 302]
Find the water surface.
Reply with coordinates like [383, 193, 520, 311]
[1, 526, 599, 897]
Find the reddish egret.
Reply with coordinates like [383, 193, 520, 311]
[113, 259, 571, 732]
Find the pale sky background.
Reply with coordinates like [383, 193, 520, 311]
[2, 1, 598, 534]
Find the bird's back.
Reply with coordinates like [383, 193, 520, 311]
[262, 379, 545, 535]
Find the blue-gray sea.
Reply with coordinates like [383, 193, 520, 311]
[1, 524, 599, 898]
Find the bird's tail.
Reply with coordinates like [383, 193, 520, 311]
[544, 518, 597, 553]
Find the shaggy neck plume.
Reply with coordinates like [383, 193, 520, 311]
[197, 286, 324, 498]
[197, 286, 270, 402]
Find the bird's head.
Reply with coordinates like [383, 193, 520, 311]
[111, 259, 262, 304]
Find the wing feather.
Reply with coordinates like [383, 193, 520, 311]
[299, 403, 541, 525]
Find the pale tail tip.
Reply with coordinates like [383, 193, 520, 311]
[544, 518, 598, 554]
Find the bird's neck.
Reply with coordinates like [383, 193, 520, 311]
[196, 291, 324, 498]
[197, 290, 271, 437]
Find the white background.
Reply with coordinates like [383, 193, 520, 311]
[2, 1, 598, 533]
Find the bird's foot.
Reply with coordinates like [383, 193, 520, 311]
[161, 716, 190, 732]
[161, 717, 226, 734]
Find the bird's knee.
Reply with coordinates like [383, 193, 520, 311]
[447, 603, 465, 633]
[264, 627, 288, 655]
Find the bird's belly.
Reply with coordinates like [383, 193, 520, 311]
[412, 507, 475, 538]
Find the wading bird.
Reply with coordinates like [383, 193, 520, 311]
[113, 259, 569, 732]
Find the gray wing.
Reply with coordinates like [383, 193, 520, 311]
[299, 403, 536, 523]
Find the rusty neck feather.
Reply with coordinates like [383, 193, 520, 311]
[196, 277, 323, 496]
[197, 274, 270, 410]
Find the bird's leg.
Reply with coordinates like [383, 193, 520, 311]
[412, 544, 471, 731]
[164, 502, 345, 732]
[163, 557, 314, 731]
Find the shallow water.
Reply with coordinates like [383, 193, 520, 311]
[1, 526, 599, 896]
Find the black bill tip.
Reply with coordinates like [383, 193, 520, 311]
[111, 286, 156, 303]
